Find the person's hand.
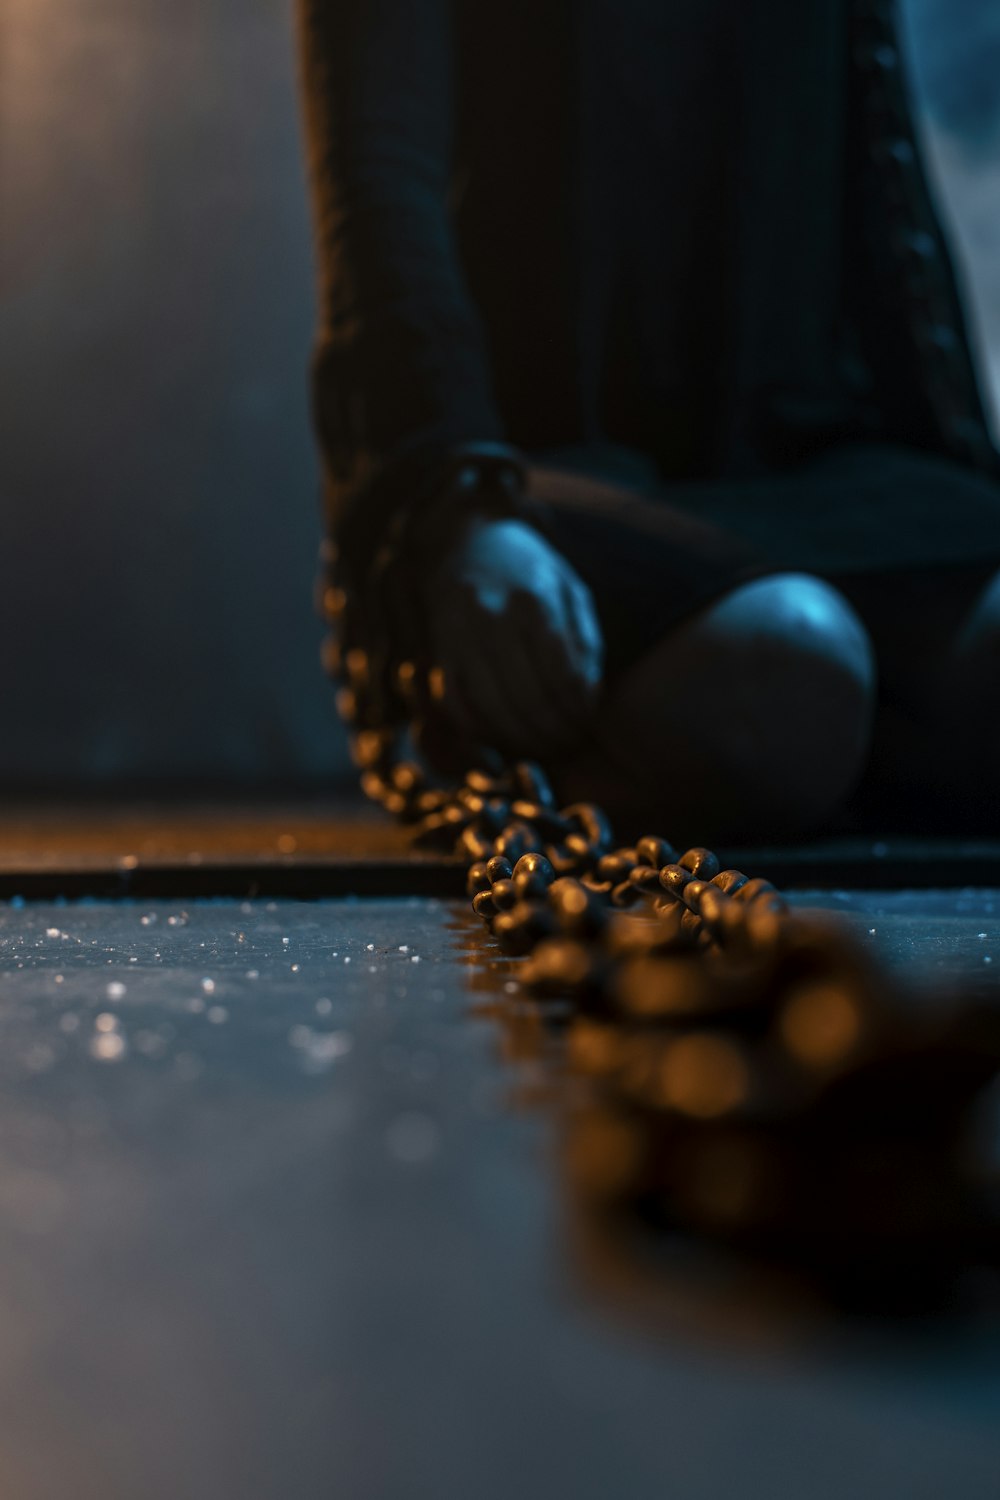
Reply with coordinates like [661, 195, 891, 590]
[422, 517, 604, 757]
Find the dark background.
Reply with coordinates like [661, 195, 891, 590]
[1, 0, 997, 792]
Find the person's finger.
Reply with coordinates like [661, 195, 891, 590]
[425, 656, 479, 741]
[426, 595, 490, 739]
[500, 595, 600, 757]
[516, 590, 601, 720]
[489, 610, 585, 753]
[446, 612, 529, 750]
[560, 574, 605, 687]
[451, 589, 590, 756]
[431, 585, 592, 756]
[538, 567, 601, 682]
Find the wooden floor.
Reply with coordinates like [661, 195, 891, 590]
[0, 800, 459, 897]
[3, 800, 1000, 896]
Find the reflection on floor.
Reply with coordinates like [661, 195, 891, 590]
[0, 875, 997, 1499]
[0, 800, 458, 897]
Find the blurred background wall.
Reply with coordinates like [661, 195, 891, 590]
[1, 0, 341, 790]
[0, 0, 998, 792]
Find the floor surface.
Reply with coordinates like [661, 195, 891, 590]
[0, 882, 997, 1500]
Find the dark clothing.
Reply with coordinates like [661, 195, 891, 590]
[528, 443, 1000, 681]
[296, 0, 999, 640]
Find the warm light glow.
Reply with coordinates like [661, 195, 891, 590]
[659, 1034, 748, 1119]
[779, 981, 862, 1068]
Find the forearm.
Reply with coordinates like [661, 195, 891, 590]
[297, 0, 548, 737]
[296, 0, 515, 525]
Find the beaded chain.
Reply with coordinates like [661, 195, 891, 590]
[340, 695, 1000, 1301]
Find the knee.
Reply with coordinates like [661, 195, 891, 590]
[599, 573, 877, 841]
[693, 574, 876, 825]
[713, 572, 876, 711]
[708, 570, 871, 655]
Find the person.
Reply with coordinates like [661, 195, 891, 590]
[295, 0, 1000, 842]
